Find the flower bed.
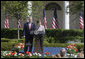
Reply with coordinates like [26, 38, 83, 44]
[1, 51, 51, 58]
[1, 43, 51, 58]
[1, 43, 84, 58]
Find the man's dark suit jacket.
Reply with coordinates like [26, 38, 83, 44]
[23, 22, 36, 37]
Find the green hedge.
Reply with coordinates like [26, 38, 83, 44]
[1, 38, 24, 43]
[1, 28, 23, 39]
[1, 28, 84, 43]
[1, 41, 84, 51]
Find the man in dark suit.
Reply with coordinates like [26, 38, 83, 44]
[23, 17, 36, 53]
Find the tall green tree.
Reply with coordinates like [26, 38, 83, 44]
[1, 1, 28, 20]
[69, 1, 84, 14]
[1, 1, 44, 39]
[68, 1, 84, 26]
[1, 1, 28, 39]
[32, 1, 44, 21]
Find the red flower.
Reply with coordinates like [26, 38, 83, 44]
[26, 51, 31, 54]
[20, 53, 23, 56]
[18, 43, 21, 46]
[45, 52, 50, 55]
[15, 45, 18, 48]
[76, 49, 78, 52]
[67, 45, 72, 48]
[11, 53, 14, 55]
[9, 52, 11, 54]
[21, 46, 23, 49]
[73, 44, 77, 46]
[22, 43, 24, 45]
[14, 51, 17, 54]
[72, 47, 75, 50]
[70, 43, 73, 46]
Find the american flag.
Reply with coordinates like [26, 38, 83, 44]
[4, 17, 9, 28]
[79, 11, 84, 30]
[18, 19, 21, 28]
[52, 8, 59, 29]
[43, 9, 47, 29]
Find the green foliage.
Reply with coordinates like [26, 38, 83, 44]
[1, 1, 28, 20]
[45, 29, 84, 43]
[1, 38, 84, 51]
[1, 28, 23, 39]
[1, 28, 84, 43]
[1, 42, 15, 51]
[32, 1, 44, 20]
[69, 1, 84, 14]
[1, 38, 24, 43]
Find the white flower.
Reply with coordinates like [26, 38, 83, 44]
[69, 49, 71, 50]
[23, 54, 24, 56]
[6, 54, 8, 56]
[67, 53, 70, 56]
[74, 55, 77, 58]
[37, 53, 42, 56]
[39, 54, 42, 56]
[71, 54, 74, 56]
[33, 53, 35, 55]
[14, 53, 17, 56]
[29, 54, 32, 56]
[23, 46, 24, 47]
[18, 46, 21, 48]
[34, 52, 37, 55]
[19, 53, 24, 56]
[3, 51, 8, 56]
[18, 53, 21, 55]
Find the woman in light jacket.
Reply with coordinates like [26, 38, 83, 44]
[34, 20, 45, 55]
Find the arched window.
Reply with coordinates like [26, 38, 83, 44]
[45, 2, 62, 10]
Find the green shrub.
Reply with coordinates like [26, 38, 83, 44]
[1, 28, 23, 39]
[1, 42, 16, 51]
[44, 43, 84, 48]
[1, 39, 84, 51]
[1, 28, 84, 43]
[1, 38, 25, 43]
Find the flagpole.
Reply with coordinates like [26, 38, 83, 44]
[18, 13, 20, 39]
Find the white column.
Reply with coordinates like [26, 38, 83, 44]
[27, 1, 32, 21]
[63, 1, 69, 29]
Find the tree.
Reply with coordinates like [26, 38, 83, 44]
[32, 1, 44, 21]
[69, 1, 84, 15]
[1, 1, 28, 39]
[1, 1, 28, 20]
[68, 1, 84, 26]
[1, 1, 44, 39]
